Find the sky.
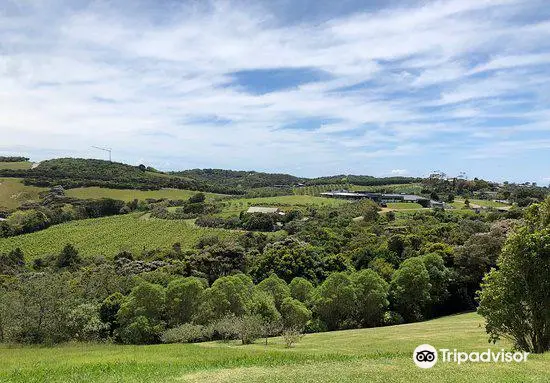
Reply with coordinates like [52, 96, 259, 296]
[1, 0, 550, 184]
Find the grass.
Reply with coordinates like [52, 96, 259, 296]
[0, 313, 548, 382]
[386, 202, 424, 210]
[452, 199, 510, 209]
[218, 195, 348, 217]
[0, 161, 32, 170]
[0, 213, 236, 259]
[0, 178, 47, 210]
[64, 187, 224, 202]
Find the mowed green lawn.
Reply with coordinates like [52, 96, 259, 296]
[0, 214, 236, 259]
[219, 195, 348, 216]
[64, 187, 224, 201]
[0, 161, 32, 170]
[0, 178, 47, 209]
[386, 202, 424, 210]
[0, 313, 548, 383]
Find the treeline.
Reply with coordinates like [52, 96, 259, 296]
[306, 175, 421, 186]
[170, 169, 304, 189]
[0, 245, 451, 345]
[0, 156, 29, 162]
[0, 159, 247, 195]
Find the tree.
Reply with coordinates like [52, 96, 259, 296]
[350, 269, 389, 327]
[421, 253, 451, 306]
[251, 291, 281, 344]
[100, 292, 125, 337]
[478, 200, 550, 353]
[368, 258, 395, 282]
[289, 277, 314, 304]
[2, 273, 79, 344]
[242, 213, 275, 232]
[117, 282, 166, 344]
[389, 257, 431, 322]
[166, 277, 205, 326]
[313, 273, 356, 330]
[188, 192, 206, 203]
[252, 238, 324, 283]
[280, 297, 311, 330]
[256, 274, 290, 310]
[57, 244, 81, 269]
[196, 274, 254, 323]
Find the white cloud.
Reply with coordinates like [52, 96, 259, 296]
[1, 0, 549, 178]
[390, 169, 408, 176]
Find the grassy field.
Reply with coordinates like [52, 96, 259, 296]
[0, 313, 548, 382]
[0, 178, 47, 210]
[386, 202, 424, 210]
[218, 195, 348, 217]
[0, 161, 32, 170]
[0, 213, 236, 259]
[451, 199, 509, 209]
[65, 187, 224, 202]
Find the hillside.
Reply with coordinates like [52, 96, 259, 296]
[172, 168, 304, 189]
[0, 213, 236, 259]
[1, 313, 548, 383]
[0, 178, 47, 210]
[0, 158, 242, 194]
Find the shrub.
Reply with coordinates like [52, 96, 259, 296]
[282, 328, 304, 348]
[161, 323, 209, 344]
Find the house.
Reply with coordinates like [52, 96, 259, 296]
[246, 206, 281, 214]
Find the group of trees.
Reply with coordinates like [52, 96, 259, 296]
[478, 198, 550, 353]
[0, 156, 29, 162]
[0, 187, 136, 238]
[0, 258, 448, 346]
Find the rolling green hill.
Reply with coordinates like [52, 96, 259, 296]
[0, 213, 237, 259]
[64, 187, 223, 201]
[0, 178, 47, 210]
[1, 313, 547, 383]
[0, 161, 32, 170]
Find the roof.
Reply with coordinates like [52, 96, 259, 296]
[246, 206, 280, 214]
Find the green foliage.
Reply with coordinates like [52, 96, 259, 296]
[117, 282, 166, 344]
[256, 274, 291, 309]
[350, 269, 389, 327]
[197, 274, 255, 323]
[313, 273, 357, 330]
[390, 257, 431, 322]
[280, 297, 311, 330]
[421, 253, 451, 305]
[56, 244, 81, 269]
[165, 277, 205, 326]
[252, 238, 326, 283]
[289, 277, 314, 303]
[161, 323, 209, 343]
[478, 199, 550, 353]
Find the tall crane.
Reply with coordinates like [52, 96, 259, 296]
[92, 146, 112, 162]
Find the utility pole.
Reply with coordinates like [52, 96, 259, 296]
[92, 146, 112, 162]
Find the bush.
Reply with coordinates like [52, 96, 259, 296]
[282, 328, 304, 348]
[161, 323, 209, 343]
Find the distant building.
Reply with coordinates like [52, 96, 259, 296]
[246, 206, 281, 214]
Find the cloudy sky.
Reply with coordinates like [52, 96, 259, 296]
[1, 0, 550, 183]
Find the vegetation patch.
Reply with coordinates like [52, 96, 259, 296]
[0, 213, 236, 259]
[0, 178, 47, 210]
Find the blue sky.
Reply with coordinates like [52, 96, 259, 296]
[1, 0, 550, 184]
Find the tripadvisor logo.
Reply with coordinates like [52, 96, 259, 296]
[413, 344, 529, 368]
